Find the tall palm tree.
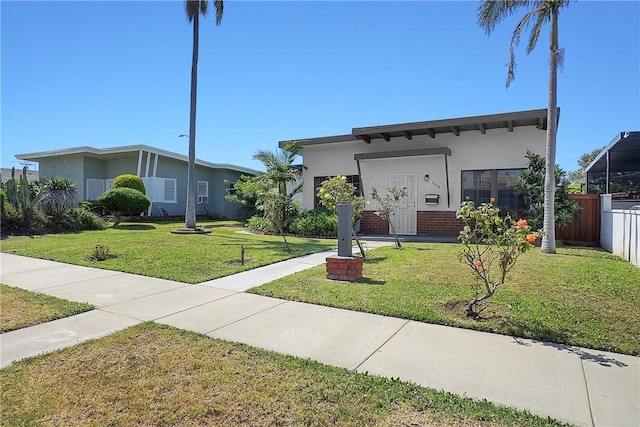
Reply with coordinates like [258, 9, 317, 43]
[478, 0, 571, 254]
[184, 0, 223, 229]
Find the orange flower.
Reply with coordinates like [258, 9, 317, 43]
[516, 219, 528, 227]
[475, 260, 483, 267]
[489, 197, 496, 203]
[526, 234, 537, 243]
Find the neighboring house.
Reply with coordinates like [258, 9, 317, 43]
[282, 108, 551, 236]
[1, 167, 39, 183]
[585, 130, 640, 208]
[15, 145, 259, 218]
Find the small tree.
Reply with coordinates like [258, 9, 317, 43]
[225, 175, 266, 219]
[369, 185, 408, 249]
[317, 175, 367, 256]
[111, 174, 146, 195]
[97, 187, 150, 228]
[515, 151, 581, 232]
[457, 199, 542, 318]
[256, 189, 291, 252]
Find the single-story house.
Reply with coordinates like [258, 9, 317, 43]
[282, 108, 552, 236]
[16, 145, 259, 218]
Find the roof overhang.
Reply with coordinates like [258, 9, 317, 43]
[16, 145, 260, 176]
[586, 131, 640, 173]
[352, 109, 550, 143]
[354, 147, 451, 161]
[280, 108, 551, 148]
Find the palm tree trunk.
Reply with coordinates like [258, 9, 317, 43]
[185, 11, 199, 229]
[541, 8, 559, 254]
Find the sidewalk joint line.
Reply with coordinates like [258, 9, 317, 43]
[203, 299, 291, 334]
[578, 347, 597, 427]
[353, 319, 411, 372]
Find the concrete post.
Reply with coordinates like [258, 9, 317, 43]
[336, 201, 353, 257]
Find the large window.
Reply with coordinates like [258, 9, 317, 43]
[197, 181, 209, 204]
[462, 169, 526, 210]
[313, 175, 361, 208]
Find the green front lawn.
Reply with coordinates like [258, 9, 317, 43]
[0, 284, 94, 332]
[0, 220, 336, 283]
[250, 244, 640, 355]
[0, 322, 567, 426]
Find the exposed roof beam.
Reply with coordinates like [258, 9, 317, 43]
[359, 135, 371, 144]
[401, 131, 413, 140]
[354, 147, 451, 161]
[379, 133, 391, 142]
[508, 120, 514, 132]
[478, 123, 486, 134]
[426, 128, 435, 138]
[450, 126, 460, 136]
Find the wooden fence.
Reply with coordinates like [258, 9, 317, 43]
[556, 194, 600, 246]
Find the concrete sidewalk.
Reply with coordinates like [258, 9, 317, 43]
[1, 250, 638, 427]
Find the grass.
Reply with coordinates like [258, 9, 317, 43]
[0, 322, 568, 426]
[0, 284, 94, 332]
[249, 244, 640, 355]
[0, 220, 336, 283]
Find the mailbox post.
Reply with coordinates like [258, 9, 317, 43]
[326, 201, 363, 281]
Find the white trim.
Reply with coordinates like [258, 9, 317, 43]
[136, 150, 143, 176]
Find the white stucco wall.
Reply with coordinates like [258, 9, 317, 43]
[300, 126, 546, 211]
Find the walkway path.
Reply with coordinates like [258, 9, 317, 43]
[1, 248, 638, 427]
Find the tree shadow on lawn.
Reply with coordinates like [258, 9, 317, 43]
[114, 224, 157, 231]
[505, 318, 629, 367]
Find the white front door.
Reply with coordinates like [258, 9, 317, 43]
[389, 173, 417, 235]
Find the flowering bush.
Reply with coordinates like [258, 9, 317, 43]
[456, 198, 543, 318]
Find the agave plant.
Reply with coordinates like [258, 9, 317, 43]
[39, 176, 78, 214]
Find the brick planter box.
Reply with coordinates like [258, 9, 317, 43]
[326, 256, 363, 282]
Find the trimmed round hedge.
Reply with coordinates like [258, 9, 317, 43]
[111, 174, 146, 195]
[97, 187, 150, 216]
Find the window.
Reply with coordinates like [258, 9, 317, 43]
[462, 169, 526, 210]
[163, 178, 177, 203]
[197, 181, 208, 204]
[228, 182, 237, 196]
[313, 175, 362, 208]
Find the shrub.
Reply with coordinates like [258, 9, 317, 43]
[111, 174, 146, 195]
[245, 216, 277, 234]
[97, 188, 150, 227]
[39, 176, 78, 214]
[78, 200, 107, 216]
[71, 208, 107, 230]
[290, 208, 338, 238]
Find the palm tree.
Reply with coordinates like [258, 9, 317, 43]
[184, 0, 223, 229]
[478, 0, 571, 254]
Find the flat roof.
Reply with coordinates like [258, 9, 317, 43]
[16, 144, 260, 176]
[280, 108, 551, 147]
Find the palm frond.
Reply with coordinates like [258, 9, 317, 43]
[525, 5, 549, 54]
[184, 0, 208, 22]
[507, 8, 538, 87]
[213, 0, 224, 25]
[477, 0, 530, 35]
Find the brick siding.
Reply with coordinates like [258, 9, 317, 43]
[360, 210, 464, 237]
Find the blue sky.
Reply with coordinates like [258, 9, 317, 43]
[2, 1, 638, 174]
